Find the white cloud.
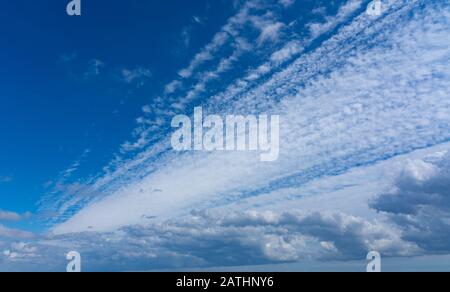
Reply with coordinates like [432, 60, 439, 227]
[307, 0, 363, 39]
[177, 0, 286, 79]
[10, 209, 414, 270]
[279, 0, 295, 8]
[371, 151, 450, 253]
[0, 211, 21, 222]
[142, 105, 152, 114]
[50, 0, 450, 237]
[256, 21, 285, 45]
[25, 0, 450, 271]
[120, 0, 327, 153]
[0, 210, 32, 222]
[0, 225, 34, 239]
[269, 41, 302, 63]
[121, 67, 152, 84]
[164, 80, 182, 94]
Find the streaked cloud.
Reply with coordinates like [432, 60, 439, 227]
[23, 0, 450, 271]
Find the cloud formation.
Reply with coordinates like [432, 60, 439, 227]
[0, 209, 413, 271]
[24, 0, 450, 271]
[121, 67, 152, 85]
[0, 211, 22, 222]
[371, 151, 450, 254]
[50, 0, 450, 235]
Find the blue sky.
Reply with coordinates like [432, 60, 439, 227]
[0, 0, 236, 223]
[0, 0, 326, 230]
[1, 0, 450, 271]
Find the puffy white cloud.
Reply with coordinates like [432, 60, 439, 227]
[371, 151, 450, 253]
[59, 51, 77, 63]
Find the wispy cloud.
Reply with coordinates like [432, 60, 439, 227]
[51, 0, 450, 230]
[307, 0, 363, 39]
[0, 210, 24, 222]
[30, 0, 450, 270]
[121, 67, 152, 88]
[0, 176, 12, 183]
[278, 0, 295, 8]
[59, 51, 78, 63]
[255, 20, 285, 45]
[84, 59, 105, 78]
[118, 0, 313, 155]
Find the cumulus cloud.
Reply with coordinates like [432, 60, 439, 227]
[185, 210, 415, 260]
[371, 151, 450, 253]
[59, 51, 77, 63]
[2, 242, 38, 260]
[0, 209, 413, 271]
[0, 211, 22, 222]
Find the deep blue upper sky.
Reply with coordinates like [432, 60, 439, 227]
[0, 0, 236, 223]
[0, 0, 326, 230]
